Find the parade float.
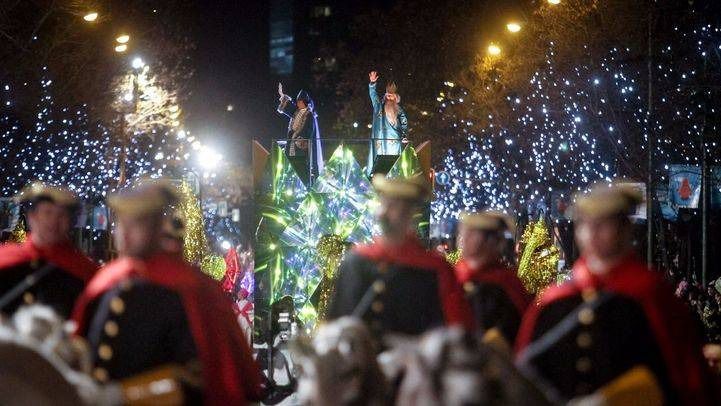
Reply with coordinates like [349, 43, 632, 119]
[251, 140, 433, 341]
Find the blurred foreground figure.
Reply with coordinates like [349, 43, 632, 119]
[0, 183, 96, 318]
[455, 211, 531, 348]
[294, 317, 390, 406]
[293, 317, 550, 406]
[327, 174, 473, 346]
[72, 180, 263, 405]
[516, 183, 718, 405]
[0, 305, 100, 406]
[389, 327, 551, 406]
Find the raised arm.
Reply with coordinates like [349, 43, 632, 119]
[276, 82, 293, 118]
[368, 71, 381, 112]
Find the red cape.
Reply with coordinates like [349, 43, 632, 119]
[455, 259, 532, 315]
[354, 236, 475, 331]
[0, 236, 96, 281]
[515, 255, 718, 405]
[72, 253, 263, 406]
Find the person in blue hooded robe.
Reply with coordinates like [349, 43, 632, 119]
[367, 71, 408, 173]
[277, 83, 324, 182]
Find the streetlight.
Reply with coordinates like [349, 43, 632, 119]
[131, 57, 145, 69]
[506, 22, 522, 33]
[83, 12, 98, 22]
[197, 145, 222, 170]
[488, 43, 502, 56]
[548, 0, 561, 5]
[115, 34, 130, 53]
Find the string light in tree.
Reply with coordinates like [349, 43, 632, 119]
[0, 67, 221, 200]
[433, 19, 721, 222]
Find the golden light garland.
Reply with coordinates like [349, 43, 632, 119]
[10, 217, 26, 243]
[177, 181, 209, 267]
[201, 254, 227, 281]
[446, 249, 462, 265]
[315, 234, 347, 320]
[517, 219, 560, 294]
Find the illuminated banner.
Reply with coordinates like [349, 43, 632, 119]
[668, 165, 701, 209]
[92, 206, 108, 230]
[665, 165, 721, 215]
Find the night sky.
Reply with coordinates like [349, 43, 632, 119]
[186, 0, 274, 165]
[185, 0, 390, 166]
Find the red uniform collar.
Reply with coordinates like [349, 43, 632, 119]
[455, 259, 531, 314]
[572, 254, 644, 290]
[72, 253, 263, 404]
[535, 255, 652, 305]
[0, 236, 96, 281]
[354, 235, 449, 271]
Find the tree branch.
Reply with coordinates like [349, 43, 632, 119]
[26, 0, 56, 48]
[0, 28, 27, 52]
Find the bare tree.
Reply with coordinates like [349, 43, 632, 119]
[0, 0, 195, 125]
[111, 61, 185, 184]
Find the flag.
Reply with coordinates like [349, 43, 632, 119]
[92, 206, 108, 230]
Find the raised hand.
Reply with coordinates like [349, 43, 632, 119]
[278, 82, 284, 97]
[369, 71, 379, 83]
